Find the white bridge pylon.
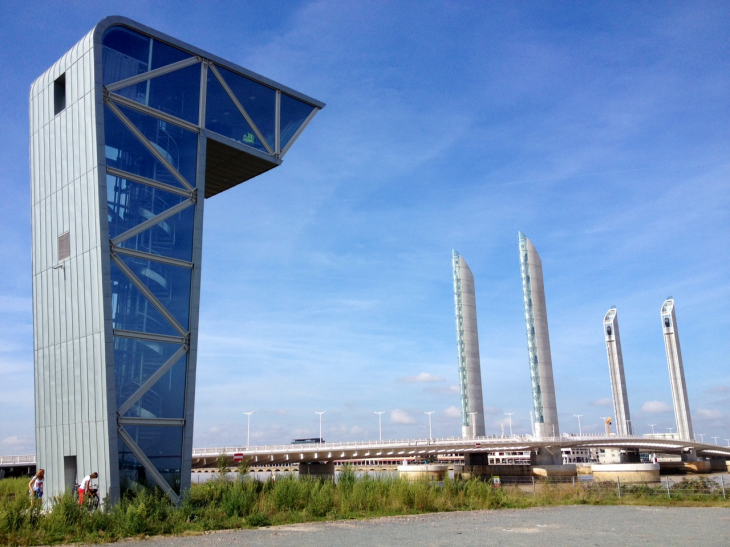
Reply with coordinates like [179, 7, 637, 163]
[191, 435, 730, 467]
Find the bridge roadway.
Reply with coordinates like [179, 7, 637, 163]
[4, 435, 729, 471]
[191, 434, 730, 467]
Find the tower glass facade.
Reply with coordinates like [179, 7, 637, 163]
[30, 17, 323, 504]
[452, 250, 485, 438]
[518, 232, 559, 438]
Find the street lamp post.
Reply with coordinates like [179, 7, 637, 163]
[425, 412, 435, 439]
[375, 411, 385, 442]
[504, 412, 514, 437]
[573, 415, 583, 436]
[649, 424, 657, 435]
[315, 411, 326, 443]
[244, 411, 255, 447]
[697, 433, 705, 443]
[667, 427, 674, 435]
[712, 436, 719, 445]
[725, 439, 730, 447]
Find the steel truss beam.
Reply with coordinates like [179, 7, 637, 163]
[105, 99, 195, 191]
[110, 253, 188, 337]
[117, 426, 180, 504]
[108, 92, 200, 133]
[117, 344, 189, 417]
[105, 57, 201, 92]
[280, 105, 319, 158]
[110, 198, 194, 246]
[113, 329, 187, 345]
[208, 64, 274, 155]
[112, 245, 193, 269]
[106, 167, 193, 198]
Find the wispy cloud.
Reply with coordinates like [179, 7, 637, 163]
[390, 409, 416, 424]
[641, 401, 672, 413]
[697, 408, 722, 420]
[444, 406, 461, 418]
[590, 398, 613, 407]
[706, 386, 730, 394]
[399, 372, 446, 383]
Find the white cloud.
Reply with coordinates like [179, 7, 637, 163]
[697, 408, 722, 420]
[399, 372, 446, 383]
[444, 406, 461, 418]
[641, 401, 672, 413]
[590, 398, 613, 407]
[390, 409, 416, 424]
[706, 385, 730, 394]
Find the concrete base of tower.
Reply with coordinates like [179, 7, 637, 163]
[659, 461, 711, 474]
[681, 448, 698, 462]
[397, 464, 449, 481]
[298, 462, 334, 478]
[708, 457, 729, 472]
[592, 463, 660, 483]
[531, 465, 577, 477]
[530, 446, 563, 466]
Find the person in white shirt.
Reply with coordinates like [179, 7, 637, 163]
[28, 469, 45, 507]
[78, 472, 98, 506]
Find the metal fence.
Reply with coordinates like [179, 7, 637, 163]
[496, 475, 728, 500]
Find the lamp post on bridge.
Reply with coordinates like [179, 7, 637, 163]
[425, 412, 435, 439]
[649, 424, 657, 435]
[375, 411, 385, 442]
[573, 415, 583, 436]
[697, 433, 705, 443]
[667, 427, 674, 436]
[315, 411, 326, 443]
[725, 439, 730, 447]
[504, 412, 514, 437]
[712, 436, 719, 445]
[244, 411, 255, 447]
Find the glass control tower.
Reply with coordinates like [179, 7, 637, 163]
[30, 17, 323, 503]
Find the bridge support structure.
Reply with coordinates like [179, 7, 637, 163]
[298, 462, 334, 479]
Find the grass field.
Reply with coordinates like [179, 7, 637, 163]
[1, 465, 728, 546]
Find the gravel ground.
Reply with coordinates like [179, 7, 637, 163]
[121, 506, 730, 546]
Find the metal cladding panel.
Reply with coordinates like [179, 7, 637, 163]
[30, 27, 114, 501]
[519, 233, 559, 438]
[603, 308, 632, 436]
[452, 251, 486, 438]
[661, 299, 694, 441]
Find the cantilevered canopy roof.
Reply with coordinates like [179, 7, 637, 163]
[98, 16, 324, 198]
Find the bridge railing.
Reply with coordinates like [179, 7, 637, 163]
[192, 433, 676, 456]
[0, 455, 36, 465]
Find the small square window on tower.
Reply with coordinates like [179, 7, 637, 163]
[58, 231, 70, 262]
[54, 73, 66, 115]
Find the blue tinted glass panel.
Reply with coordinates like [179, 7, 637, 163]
[107, 175, 195, 262]
[111, 262, 178, 336]
[280, 93, 315, 149]
[217, 66, 276, 149]
[104, 106, 185, 189]
[205, 71, 264, 151]
[113, 337, 184, 409]
[118, 254, 191, 329]
[123, 357, 187, 419]
[117, 104, 198, 185]
[115, 63, 201, 125]
[119, 426, 183, 494]
[103, 26, 191, 85]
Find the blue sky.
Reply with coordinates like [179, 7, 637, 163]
[1, 1, 728, 454]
